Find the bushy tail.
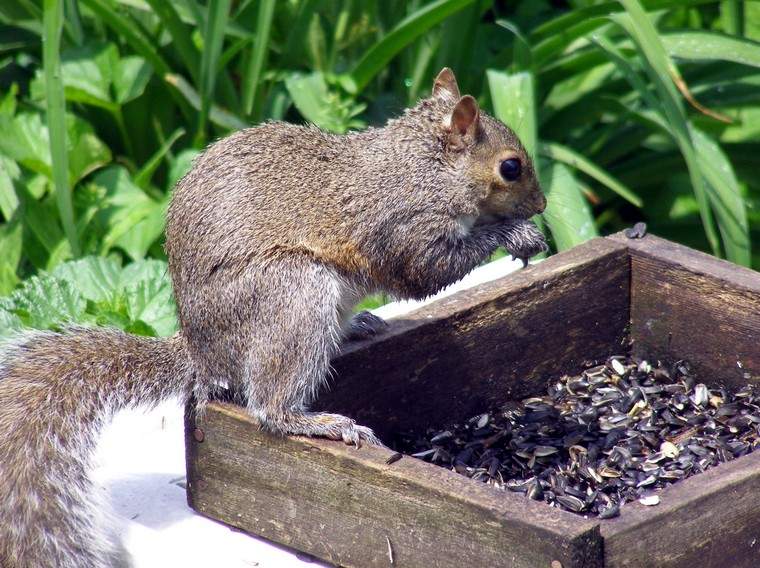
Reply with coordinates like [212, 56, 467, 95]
[0, 327, 192, 568]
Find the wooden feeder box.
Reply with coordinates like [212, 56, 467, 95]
[184, 233, 760, 567]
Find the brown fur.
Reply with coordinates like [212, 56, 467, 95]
[0, 69, 546, 566]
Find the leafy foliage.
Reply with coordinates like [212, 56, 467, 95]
[0, 255, 177, 337]
[0, 0, 759, 321]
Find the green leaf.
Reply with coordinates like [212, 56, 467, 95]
[0, 112, 111, 186]
[539, 141, 642, 206]
[124, 277, 177, 337]
[662, 31, 760, 69]
[284, 72, 365, 133]
[0, 155, 20, 220]
[612, 4, 721, 257]
[486, 69, 538, 163]
[241, 0, 275, 116]
[167, 148, 200, 190]
[113, 55, 152, 104]
[51, 256, 122, 303]
[540, 161, 598, 251]
[9, 274, 87, 329]
[343, 0, 476, 94]
[134, 127, 185, 189]
[88, 166, 164, 259]
[43, 0, 79, 256]
[0, 305, 22, 337]
[197, 0, 231, 143]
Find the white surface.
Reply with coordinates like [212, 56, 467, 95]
[93, 255, 527, 567]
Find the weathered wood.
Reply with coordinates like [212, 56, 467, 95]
[315, 237, 630, 440]
[600, 448, 760, 567]
[610, 233, 760, 388]
[186, 402, 603, 568]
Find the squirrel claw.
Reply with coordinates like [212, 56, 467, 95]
[346, 311, 389, 341]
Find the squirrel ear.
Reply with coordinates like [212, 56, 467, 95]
[448, 95, 480, 146]
[432, 67, 461, 101]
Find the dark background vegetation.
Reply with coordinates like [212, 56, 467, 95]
[0, 0, 758, 335]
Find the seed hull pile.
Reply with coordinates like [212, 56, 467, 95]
[397, 356, 760, 518]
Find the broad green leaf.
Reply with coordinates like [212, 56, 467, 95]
[539, 142, 642, 206]
[662, 31, 760, 69]
[0, 112, 111, 186]
[284, 72, 365, 133]
[113, 55, 152, 103]
[541, 161, 598, 251]
[9, 274, 87, 329]
[52, 256, 122, 303]
[343, 0, 476, 94]
[0, 306, 22, 337]
[486, 69, 537, 162]
[0, 214, 22, 271]
[0, 155, 20, 220]
[125, 277, 178, 337]
[89, 166, 164, 260]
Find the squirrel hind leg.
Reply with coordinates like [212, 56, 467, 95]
[233, 256, 384, 447]
[264, 411, 383, 448]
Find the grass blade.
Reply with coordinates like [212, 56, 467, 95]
[144, 0, 199, 81]
[540, 141, 642, 207]
[614, 1, 721, 257]
[165, 73, 247, 131]
[343, 0, 475, 94]
[721, 0, 744, 37]
[134, 127, 185, 189]
[241, 0, 275, 116]
[661, 31, 760, 69]
[196, 0, 231, 145]
[43, 0, 79, 256]
[80, 0, 170, 76]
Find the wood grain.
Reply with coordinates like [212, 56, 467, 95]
[315, 237, 630, 441]
[186, 402, 603, 568]
[610, 233, 760, 389]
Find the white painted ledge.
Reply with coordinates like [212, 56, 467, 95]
[93, 255, 527, 567]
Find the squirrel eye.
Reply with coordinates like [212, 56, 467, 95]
[499, 158, 522, 181]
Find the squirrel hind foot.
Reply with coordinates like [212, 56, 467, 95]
[263, 411, 384, 448]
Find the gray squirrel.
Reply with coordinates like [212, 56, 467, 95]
[0, 68, 547, 567]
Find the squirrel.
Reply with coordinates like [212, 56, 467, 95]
[0, 68, 546, 568]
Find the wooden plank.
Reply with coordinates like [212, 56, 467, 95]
[186, 402, 603, 568]
[600, 448, 760, 567]
[315, 237, 631, 441]
[609, 233, 760, 389]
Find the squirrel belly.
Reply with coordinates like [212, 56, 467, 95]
[0, 328, 191, 568]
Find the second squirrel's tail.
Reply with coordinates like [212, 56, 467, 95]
[0, 327, 192, 568]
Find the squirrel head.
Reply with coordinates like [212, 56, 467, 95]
[431, 68, 546, 224]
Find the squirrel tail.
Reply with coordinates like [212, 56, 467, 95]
[0, 327, 192, 568]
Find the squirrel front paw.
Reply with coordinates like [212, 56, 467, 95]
[346, 311, 389, 341]
[497, 219, 548, 267]
[263, 411, 383, 447]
